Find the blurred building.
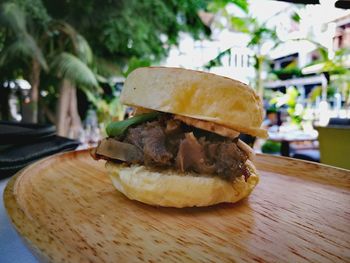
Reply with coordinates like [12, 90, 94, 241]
[164, 0, 349, 91]
[333, 14, 350, 50]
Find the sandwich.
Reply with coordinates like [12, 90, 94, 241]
[91, 67, 267, 208]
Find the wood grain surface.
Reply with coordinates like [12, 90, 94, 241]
[4, 150, 350, 263]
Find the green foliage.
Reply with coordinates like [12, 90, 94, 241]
[230, 16, 252, 33]
[262, 140, 281, 154]
[270, 86, 299, 108]
[1, 0, 223, 76]
[75, 35, 93, 66]
[1, 0, 237, 125]
[1, 3, 100, 83]
[0, 1, 106, 125]
[331, 72, 350, 105]
[223, 12, 278, 51]
[203, 6, 280, 97]
[0, 28, 5, 52]
[94, 57, 122, 79]
[308, 85, 337, 103]
[291, 12, 301, 23]
[271, 63, 302, 80]
[0, 2, 48, 70]
[47, 21, 94, 66]
[6, 0, 50, 27]
[208, 0, 248, 13]
[248, 24, 278, 50]
[1, 2, 26, 32]
[270, 86, 303, 125]
[323, 48, 350, 75]
[123, 57, 151, 77]
[0, 34, 47, 69]
[300, 39, 349, 77]
[43, 0, 212, 66]
[83, 89, 125, 129]
[50, 52, 98, 87]
[204, 48, 231, 69]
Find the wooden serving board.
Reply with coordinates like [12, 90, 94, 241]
[4, 150, 350, 263]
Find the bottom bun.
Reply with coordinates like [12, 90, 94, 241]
[106, 160, 259, 208]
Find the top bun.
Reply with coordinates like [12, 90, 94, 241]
[121, 67, 267, 138]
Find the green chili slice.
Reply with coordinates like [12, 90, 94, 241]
[106, 112, 160, 137]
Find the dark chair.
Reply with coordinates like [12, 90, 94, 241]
[291, 149, 320, 162]
[0, 121, 79, 178]
[328, 118, 350, 126]
[239, 134, 256, 147]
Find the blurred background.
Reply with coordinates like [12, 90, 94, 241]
[0, 0, 349, 169]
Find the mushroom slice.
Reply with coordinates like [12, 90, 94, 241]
[95, 138, 143, 163]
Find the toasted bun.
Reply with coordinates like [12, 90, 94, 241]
[106, 160, 259, 208]
[121, 67, 267, 138]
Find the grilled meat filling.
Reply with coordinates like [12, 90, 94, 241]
[93, 114, 249, 181]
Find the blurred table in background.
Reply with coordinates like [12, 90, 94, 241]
[268, 128, 318, 157]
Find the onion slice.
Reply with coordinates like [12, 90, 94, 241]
[237, 139, 255, 161]
[174, 115, 240, 138]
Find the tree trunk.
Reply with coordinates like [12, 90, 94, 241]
[26, 59, 41, 123]
[56, 79, 82, 139]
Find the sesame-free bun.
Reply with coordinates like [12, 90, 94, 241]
[106, 160, 259, 208]
[121, 67, 267, 138]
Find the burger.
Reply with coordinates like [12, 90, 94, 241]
[91, 67, 267, 208]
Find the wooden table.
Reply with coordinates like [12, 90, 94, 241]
[0, 177, 37, 263]
[4, 150, 350, 262]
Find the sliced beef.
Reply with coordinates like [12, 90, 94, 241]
[164, 119, 183, 157]
[205, 142, 220, 160]
[175, 134, 247, 180]
[165, 119, 182, 135]
[124, 125, 145, 150]
[142, 122, 173, 166]
[175, 133, 215, 174]
[124, 121, 173, 166]
[211, 142, 248, 180]
[95, 114, 250, 181]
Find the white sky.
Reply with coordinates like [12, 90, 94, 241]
[250, 0, 347, 25]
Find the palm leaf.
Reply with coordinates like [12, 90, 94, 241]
[50, 52, 98, 87]
[0, 3, 26, 34]
[0, 33, 48, 70]
[76, 34, 93, 65]
[52, 21, 93, 65]
[0, 3, 47, 70]
[94, 56, 122, 78]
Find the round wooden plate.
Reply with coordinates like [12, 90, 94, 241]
[4, 150, 350, 262]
